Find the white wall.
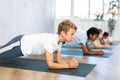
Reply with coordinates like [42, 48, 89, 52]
[54, 19, 109, 33]
[112, 20, 120, 41]
[0, 0, 55, 44]
[54, 19, 120, 41]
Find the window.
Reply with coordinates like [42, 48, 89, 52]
[55, 0, 118, 20]
[74, 0, 89, 19]
[90, 0, 103, 19]
[55, 0, 71, 18]
[104, 0, 112, 20]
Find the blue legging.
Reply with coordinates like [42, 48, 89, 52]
[0, 35, 24, 58]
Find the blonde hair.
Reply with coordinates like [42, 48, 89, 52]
[57, 19, 77, 34]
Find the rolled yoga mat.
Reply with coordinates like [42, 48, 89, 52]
[0, 58, 96, 77]
[61, 50, 112, 58]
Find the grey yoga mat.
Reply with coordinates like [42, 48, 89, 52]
[61, 50, 112, 58]
[0, 58, 96, 77]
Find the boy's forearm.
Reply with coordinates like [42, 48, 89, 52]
[56, 51, 68, 63]
[45, 51, 71, 69]
[85, 50, 98, 54]
[57, 58, 68, 64]
[82, 48, 102, 55]
[48, 62, 69, 69]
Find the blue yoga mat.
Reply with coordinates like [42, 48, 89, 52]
[0, 58, 96, 77]
[61, 50, 83, 56]
[111, 43, 119, 46]
[61, 50, 112, 58]
[62, 45, 114, 50]
[98, 46, 114, 50]
[62, 43, 119, 50]
[62, 45, 82, 48]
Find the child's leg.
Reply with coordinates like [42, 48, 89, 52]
[0, 46, 23, 58]
[1, 35, 24, 48]
[0, 41, 20, 53]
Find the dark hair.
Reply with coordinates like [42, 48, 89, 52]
[103, 32, 109, 36]
[87, 27, 100, 38]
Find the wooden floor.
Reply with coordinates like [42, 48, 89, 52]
[0, 44, 120, 80]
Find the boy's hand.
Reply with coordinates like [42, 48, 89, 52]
[68, 58, 79, 68]
[104, 44, 109, 48]
[97, 51, 104, 55]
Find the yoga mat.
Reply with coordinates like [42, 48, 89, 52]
[62, 45, 114, 50]
[61, 50, 112, 58]
[61, 50, 83, 56]
[99, 46, 113, 50]
[0, 58, 96, 77]
[62, 45, 82, 48]
[111, 43, 119, 46]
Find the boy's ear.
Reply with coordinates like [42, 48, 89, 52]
[61, 31, 66, 36]
[89, 34, 92, 38]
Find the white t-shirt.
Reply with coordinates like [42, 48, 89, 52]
[63, 29, 88, 47]
[20, 33, 62, 56]
[94, 38, 101, 45]
[103, 36, 113, 43]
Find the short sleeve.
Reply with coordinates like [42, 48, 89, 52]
[44, 43, 56, 54]
[108, 36, 113, 42]
[86, 40, 92, 45]
[44, 42, 61, 54]
[58, 43, 62, 51]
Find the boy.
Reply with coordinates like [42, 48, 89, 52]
[92, 29, 109, 48]
[102, 32, 113, 45]
[63, 27, 104, 55]
[0, 19, 78, 69]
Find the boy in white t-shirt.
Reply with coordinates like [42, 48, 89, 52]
[0, 19, 78, 69]
[63, 27, 104, 55]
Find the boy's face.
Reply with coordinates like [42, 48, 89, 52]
[103, 36, 108, 39]
[63, 28, 76, 42]
[89, 34, 98, 41]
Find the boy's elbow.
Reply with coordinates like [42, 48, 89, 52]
[94, 46, 98, 48]
[93, 45, 99, 48]
[82, 50, 88, 54]
[47, 63, 56, 69]
[47, 63, 53, 69]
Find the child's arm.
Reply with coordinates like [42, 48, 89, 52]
[81, 43, 104, 55]
[55, 51, 68, 63]
[45, 50, 79, 69]
[92, 41, 109, 48]
[56, 51, 79, 64]
[100, 38, 106, 45]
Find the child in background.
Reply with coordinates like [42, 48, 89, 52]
[63, 27, 104, 55]
[92, 29, 110, 49]
[102, 32, 113, 45]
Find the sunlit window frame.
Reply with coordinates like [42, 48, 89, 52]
[55, 0, 118, 20]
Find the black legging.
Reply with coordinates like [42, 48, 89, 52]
[0, 35, 24, 58]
